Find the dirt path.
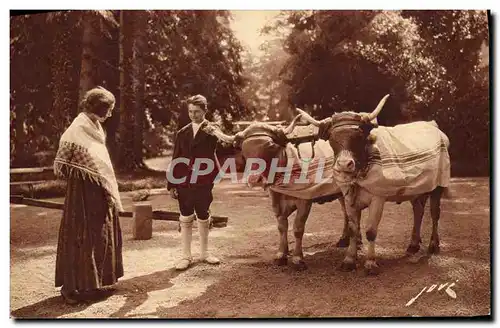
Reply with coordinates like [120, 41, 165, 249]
[10, 178, 490, 318]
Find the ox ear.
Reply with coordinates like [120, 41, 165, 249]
[360, 122, 375, 139]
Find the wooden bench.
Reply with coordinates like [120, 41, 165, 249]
[10, 196, 229, 240]
[10, 166, 53, 174]
[10, 180, 50, 198]
[10, 166, 54, 198]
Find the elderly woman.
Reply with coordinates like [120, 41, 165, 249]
[53, 87, 124, 304]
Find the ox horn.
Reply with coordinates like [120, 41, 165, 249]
[295, 108, 332, 127]
[365, 94, 390, 122]
[280, 113, 302, 135]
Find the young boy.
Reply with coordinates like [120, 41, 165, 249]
[167, 94, 221, 270]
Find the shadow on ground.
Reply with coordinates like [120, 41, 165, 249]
[12, 268, 185, 318]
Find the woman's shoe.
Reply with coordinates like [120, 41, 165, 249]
[60, 288, 80, 305]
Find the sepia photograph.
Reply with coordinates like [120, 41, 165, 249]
[9, 8, 491, 319]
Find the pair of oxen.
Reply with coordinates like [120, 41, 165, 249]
[204, 95, 449, 275]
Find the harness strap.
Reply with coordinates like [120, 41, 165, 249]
[245, 133, 288, 147]
[294, 139, 315, 162]
[331, 121, 364, 130]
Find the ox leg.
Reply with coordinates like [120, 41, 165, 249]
[364, 197, 385, 275]
[406, 195, 428, 255]
[428, 187, 443, 254]
[291, 200, 313, 270]
[336, 197, 350, 248]
[340, 208, 361, 271]
[271, 192, 296, 266]
[336, 197, 363, 249]
[275, 216, 289, 266]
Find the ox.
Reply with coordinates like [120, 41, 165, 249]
[204, 117, 359, 270]
[297, 95, 451, 275]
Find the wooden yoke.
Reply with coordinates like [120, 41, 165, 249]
[234, 121, 319, 144]
[285, 124, 320, 160]
[234, 121, 320, 159]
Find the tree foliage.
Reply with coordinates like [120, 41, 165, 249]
[260, 10, 489, 175]
[10, 10, 248, 168]
[402, 10, 489, 174]
[145, 11, 246, 132]
[239, 38, 291, 121]
[10, 10, 490, 176]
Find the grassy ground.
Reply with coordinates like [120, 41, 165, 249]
[10, 177, 490, 318]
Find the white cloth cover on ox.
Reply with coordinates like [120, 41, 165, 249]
[358, 120, 451, 197]
[269, 120, 450, 200]
[269, 140, 342, 200]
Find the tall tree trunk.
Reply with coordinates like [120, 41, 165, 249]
[133, 11, 147, 168]
[12, 103, 28, 167]
[78, 12, 99, 106]
[118, 10, 142, 171]
[50, 15, 81, 146]
[103, 18, 121, 164]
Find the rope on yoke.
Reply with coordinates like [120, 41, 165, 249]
[295, 139, 315, 163]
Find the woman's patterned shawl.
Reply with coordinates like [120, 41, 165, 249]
[54, 112, 123, 211]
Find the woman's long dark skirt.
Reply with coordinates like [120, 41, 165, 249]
[55, 177, 124, 292]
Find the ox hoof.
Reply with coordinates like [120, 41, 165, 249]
[364, 260, 380, 276]
[336, 237, 349, 248]
[406, 244, 420, 255]
[274, 257, 288, 266]
[428, 243, 440, 254]
[292, 257, 307, 271]
[339, 260, 356, 272]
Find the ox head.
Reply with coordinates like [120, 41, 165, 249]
[204, 115, 302, 187]
[297, 95, 390, 182]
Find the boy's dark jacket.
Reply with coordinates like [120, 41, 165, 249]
[167, 121, 221, 190]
